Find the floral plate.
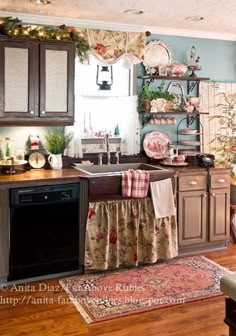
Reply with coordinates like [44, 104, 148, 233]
[143, 131, 171, 159]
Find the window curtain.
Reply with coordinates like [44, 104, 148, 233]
[66, 95, 140, 157]
[85, 29, 145, 66]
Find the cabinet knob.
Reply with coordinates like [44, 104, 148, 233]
[30, 110, 34, 115]
[41, 110, 46, 115]
[188, 180, 197, 185]
[216, 178, 225, 183]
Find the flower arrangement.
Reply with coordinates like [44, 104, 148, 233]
[209, 91, 236, 183]
[0, 16, 90, 62]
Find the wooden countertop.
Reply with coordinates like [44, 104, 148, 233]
[0, 168, 83, 187]
[0, 164, 230, 188]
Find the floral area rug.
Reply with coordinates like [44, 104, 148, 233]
[59, 256, 232, 323]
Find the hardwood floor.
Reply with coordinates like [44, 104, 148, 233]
[1, 245, 236, 336]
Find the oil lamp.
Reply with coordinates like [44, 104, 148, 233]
[96, 65, 113, 90]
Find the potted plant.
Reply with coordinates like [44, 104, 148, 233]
[137, 81, 175, 113]
[44, 127, 73, 169]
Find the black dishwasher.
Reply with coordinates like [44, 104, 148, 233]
[8, 183, 80, 281]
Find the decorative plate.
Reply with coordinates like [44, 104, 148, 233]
[0, 159, 27, 166]
[179, 150, 201, 156]
[143, 131, 171, 159]
[179, 140, 201, 146]
[143, 40, 173, 73]
[159, 161, 188, 167]
[167, 81, 186, 107]
[178, 129, 198, 135]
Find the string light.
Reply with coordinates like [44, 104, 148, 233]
[0, 16, 90, 62]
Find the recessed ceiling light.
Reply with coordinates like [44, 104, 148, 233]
[35, 0, 51, 5]
[185, 16, 205, 21]
[124, 9, 144, 15]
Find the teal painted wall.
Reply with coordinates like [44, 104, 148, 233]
[149, 34, 236, 82]
[140, 34, 236, 151]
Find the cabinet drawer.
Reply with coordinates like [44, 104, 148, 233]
[210, 173, 230, 189]
[178, 175, 207, 191]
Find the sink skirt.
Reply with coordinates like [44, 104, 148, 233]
[85, 198, 178, 270]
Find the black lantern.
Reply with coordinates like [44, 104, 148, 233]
[96, 65, 113, 90]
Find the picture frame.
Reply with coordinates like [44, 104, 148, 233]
[158, 65, 167, 76]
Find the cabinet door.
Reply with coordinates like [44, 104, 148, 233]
[178, 190, 208, 246]
[0, 40, 37, 117]
[39, 43, 75, 118]
[209, 188, 230, 242]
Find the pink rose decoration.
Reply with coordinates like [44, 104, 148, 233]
[96, 231, 104, 240]
[87, 208, 96, 220]
[109, 228, 118, 244]
[231, 145, 236, 151]
[93, 43, 107, 55]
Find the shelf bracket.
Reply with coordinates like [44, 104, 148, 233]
[186, 115, 197, 127]
[141, 114, 152, 127]
[187, 80, 200, 95]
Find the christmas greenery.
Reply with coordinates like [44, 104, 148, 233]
[44, 127, 73, 154]
[0, 16, 90, 62]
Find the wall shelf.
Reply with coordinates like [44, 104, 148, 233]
[139, 75, 210, 94]
[140, 112, 209, 115]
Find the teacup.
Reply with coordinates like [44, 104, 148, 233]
[175, 155, 186, 164]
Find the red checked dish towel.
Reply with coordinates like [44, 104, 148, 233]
[122, 169, 150, 198]
[150, 178, 176, 219]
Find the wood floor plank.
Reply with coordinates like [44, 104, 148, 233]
[1, 244, 236, 336]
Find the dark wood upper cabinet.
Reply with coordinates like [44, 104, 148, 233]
[0, 37, 75, 126]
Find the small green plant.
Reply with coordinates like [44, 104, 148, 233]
[44, 127, 73, 154]
[137, 81, 175, 113]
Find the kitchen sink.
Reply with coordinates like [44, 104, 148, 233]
[73, 162, 169, 175]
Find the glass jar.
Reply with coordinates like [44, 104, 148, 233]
[0, 138, 5, 160]
[5, 138, 14, 158]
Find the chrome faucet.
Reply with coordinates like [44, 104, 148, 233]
[104, 133, 111, 165]
[115, 152, 120, 164]
[98, 153, 103, 165]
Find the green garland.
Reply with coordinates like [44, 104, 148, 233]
[0, 16, 90, 62]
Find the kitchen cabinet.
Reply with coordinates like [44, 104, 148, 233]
[178, 172, 208, 246]
[0, 36, 75, 126]
[209, 171, 230, 241]
[178, 169, 230, 254]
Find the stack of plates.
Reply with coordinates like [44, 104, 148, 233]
[179, 140, 201, 146]
[179, 150, 201, 156]
[178, 129, 198, 135]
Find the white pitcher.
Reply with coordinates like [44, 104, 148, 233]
[48, 153, 63, 169]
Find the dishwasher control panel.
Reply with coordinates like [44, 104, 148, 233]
[10, 184, 79, 205]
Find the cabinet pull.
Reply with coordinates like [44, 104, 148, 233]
[216, 178, 225, 183]
[202, 194, 207, 198]
[211, 193, 216, 197]
[41, 110, 46, 115]
[188, 180, 197, 185]
[30, 110, 34, 115]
